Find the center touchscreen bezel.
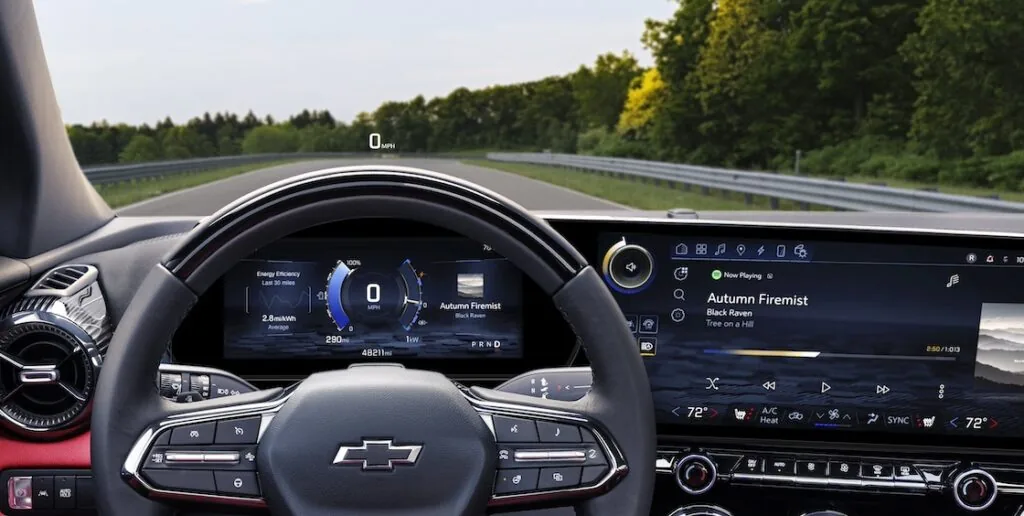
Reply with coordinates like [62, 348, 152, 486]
[550, 216, 1024, 449]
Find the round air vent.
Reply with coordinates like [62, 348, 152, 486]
[0, 312, 101, 436]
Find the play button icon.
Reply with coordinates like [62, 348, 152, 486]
[821, 382, 831, 394]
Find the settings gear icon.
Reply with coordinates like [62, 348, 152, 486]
[794, 244, 808, 259]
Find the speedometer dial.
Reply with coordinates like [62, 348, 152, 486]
[326, 259, 424, 331]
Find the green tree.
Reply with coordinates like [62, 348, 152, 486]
[162, 126, 214, 159]
[67, 125, 115, 165]
[641, 0, 716, 162]
[902, 0, 1024, 158]
[297, 124, 340, 152]
[118, 134, 162, 163]
[572, 51, 642, 130]
[692, 0, 789, 166]
[241, 125, 299, 154]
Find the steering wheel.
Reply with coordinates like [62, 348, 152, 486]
[90, 166, 656, 516]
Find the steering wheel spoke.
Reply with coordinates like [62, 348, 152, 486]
[465, 386, 627, 510]
[121, 388, 287, 510]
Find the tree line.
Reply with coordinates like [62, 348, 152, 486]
[69, 0, 1024, 190]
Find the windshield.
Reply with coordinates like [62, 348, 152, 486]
[35, 0, 1024, 216]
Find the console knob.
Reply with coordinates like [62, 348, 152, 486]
[953, 469, 997, 511]
[674, 454, 717, 495]
[601, 240, 654, 293]
[667, 505, 732, 516]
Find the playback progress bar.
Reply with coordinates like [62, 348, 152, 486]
[702, 349, 956, 361]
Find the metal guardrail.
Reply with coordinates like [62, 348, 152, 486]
[81, 152, 490, 185]
[82, 153, 362, 185]
[487, 152, 1024, 213]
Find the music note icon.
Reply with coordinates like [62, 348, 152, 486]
[715, 243, 726, 256]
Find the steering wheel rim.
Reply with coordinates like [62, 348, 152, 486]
[90, 165, 655, 516]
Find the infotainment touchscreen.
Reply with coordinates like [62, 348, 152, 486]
[221, 237, 522, 360]
[599, 232, 1024, 438]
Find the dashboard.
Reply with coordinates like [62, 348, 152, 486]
[8, 213, 1024, 515]
[173, 217, 1024, 446]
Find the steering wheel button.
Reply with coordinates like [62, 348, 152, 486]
[144, 448, 170, 469]
[153, 431, 170, 446]
[494, 468, 540, 495]
[581, 465, 608, 485]
[580, 428, 597, 443]
[493, 416, 539, 443]
[537, 421, 581, 443]
[164, 451, 205, 464]
[170, 422, 216, 445]
[215, 416, 261, 444]
[143, 470, 217, 494]
[237, 446, 259, 470]
[497, 445, 516, 468]
[538, 467, 582, 490]
[214, 471, 261, 497]
[582, 445, 608, 466]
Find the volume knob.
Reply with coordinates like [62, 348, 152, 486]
[601, 240, 654, 294]
[675, 454, 717, 495]
[953, 469, 997, 511]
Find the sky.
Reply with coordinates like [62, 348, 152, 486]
[34, 0, 676, 126]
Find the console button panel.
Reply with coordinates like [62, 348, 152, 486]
[657, 446, 1024, 514]
[1, 469, 96, 514]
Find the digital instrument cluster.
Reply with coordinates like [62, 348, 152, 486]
[599, 232, 1024, 439]
[220, 237, 523, 360]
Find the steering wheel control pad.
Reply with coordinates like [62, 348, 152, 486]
[123, 368, 628, 514]
[491, 420, 611, 495]
[259, 367, 493, 516]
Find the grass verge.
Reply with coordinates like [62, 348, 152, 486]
[463, 159, 819, 211]
[94, 160, 299, 208]
[839, 175, 1024, 202]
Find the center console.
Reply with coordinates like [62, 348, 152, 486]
[552, 218, 1024, 515]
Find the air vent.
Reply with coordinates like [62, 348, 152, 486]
[25, 264, 97, 298]
[0, 312, 101, 436]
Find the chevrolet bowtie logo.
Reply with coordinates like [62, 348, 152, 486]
[332, 440, 423, 471]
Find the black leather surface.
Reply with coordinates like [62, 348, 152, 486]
[554, 268, 656, 515]
[90, 265, 194, 516]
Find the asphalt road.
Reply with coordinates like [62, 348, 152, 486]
[118, 158, 628, 216]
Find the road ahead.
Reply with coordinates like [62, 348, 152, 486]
[118, 158, 627, 216]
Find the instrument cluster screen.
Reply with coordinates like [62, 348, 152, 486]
[599, 233, 1024, 438]
[222, 237, 523, 359]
